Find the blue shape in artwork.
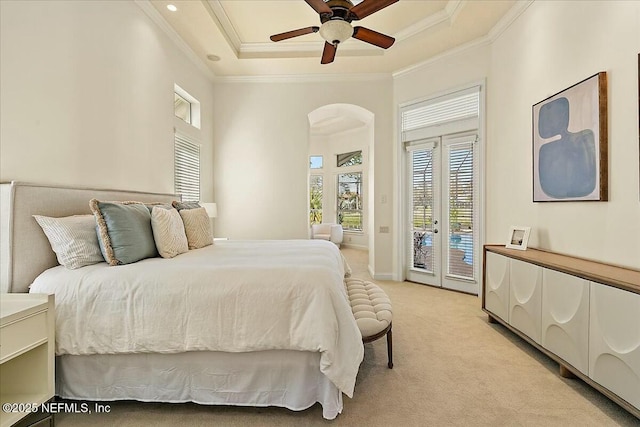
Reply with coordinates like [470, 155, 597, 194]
[538, 97, 596, 198]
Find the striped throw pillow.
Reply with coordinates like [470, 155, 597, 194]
[34, 214, 105, 269]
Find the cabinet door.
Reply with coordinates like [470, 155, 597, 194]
[541, 269, 589, 374]
[484, 252, 509, 322]
[589, 283, 640, 410]
[509, 259, 542, 343]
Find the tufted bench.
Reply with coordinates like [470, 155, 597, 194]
[345, 278, 393, 368]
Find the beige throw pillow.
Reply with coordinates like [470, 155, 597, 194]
[33, 214, 104, 269]
[151, 207, 189, 258]
[179, 207, 213, 249]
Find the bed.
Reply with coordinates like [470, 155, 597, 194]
[0, 181, 364, 419]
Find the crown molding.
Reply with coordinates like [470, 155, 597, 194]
[206, 0, 467, 58]
[395, 0, 463, 41]
[487, 0, 535, 41]
[213, 73, 392, 84]
[138, 0, 535, 84]
[445, 0, 465, 24]
[203, 0, 241, 56]
[392, 0, 535, 79]
[392, 36, 491, 79]
[134, 0, 215, 82]
[238, 40, 383, 59]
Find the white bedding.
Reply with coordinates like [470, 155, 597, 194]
[30, 239, 364, 397]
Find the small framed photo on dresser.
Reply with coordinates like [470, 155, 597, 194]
[506, 226, 531, 250]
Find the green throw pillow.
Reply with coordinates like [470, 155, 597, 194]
[90, 199, 158, 266]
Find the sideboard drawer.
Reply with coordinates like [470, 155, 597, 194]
[0, 311, 48, 362]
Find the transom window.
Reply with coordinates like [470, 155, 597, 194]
[174, 93, 191, 124]
[310, 156, 323, 169]
[337, 150, 362, 167]
[174, 83, 201, 129]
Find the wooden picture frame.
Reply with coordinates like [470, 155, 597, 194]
[532, 72, 608, 202]
[506, 226, 531, 251]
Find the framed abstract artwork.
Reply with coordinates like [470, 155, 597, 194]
[532, 72, 608, 202]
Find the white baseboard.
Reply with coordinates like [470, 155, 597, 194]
[341, 243, 368, 250]
[367, 265, 394, 281]
[373, 272, 394, 281]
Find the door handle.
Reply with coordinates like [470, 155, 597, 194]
[434, 229, 439, 234]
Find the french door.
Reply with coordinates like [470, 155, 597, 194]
[406, 133, 478, 294]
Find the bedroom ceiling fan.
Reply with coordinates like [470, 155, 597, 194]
[270, 0, 399, 64]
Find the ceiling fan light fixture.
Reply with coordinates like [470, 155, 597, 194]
[319, 20, 353, 45]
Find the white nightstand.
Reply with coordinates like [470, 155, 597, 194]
[0, 294, 55, 427]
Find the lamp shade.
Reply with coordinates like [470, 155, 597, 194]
[201, 202, 217, 218]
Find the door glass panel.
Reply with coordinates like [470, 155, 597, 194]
[411, 149, 434, 272]
[446, 141, 475, 279]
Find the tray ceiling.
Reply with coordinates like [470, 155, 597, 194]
[146, 0, 525, 78]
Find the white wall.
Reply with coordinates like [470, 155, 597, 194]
[212, 79, 394, 276]
[393, 0, 640, 273]
[0, 1, 214, 199]
[487, 0, 640, 269]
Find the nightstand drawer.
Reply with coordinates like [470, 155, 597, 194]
[0, 311, 48, 362]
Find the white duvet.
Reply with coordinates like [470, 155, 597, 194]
[30, 239, 364, 397]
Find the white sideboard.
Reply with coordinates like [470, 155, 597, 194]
[0, 293, 55, 427]
[482, 245, 640, 419]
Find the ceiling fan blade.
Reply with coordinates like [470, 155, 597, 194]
[270, 26, 319, 42]
[305, 0, 333, 15]
[352, 26, 395, 49]
[321, 42, 337, 64]
[350, 0, 399, 20]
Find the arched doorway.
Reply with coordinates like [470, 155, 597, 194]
[308, 104, 374, 253]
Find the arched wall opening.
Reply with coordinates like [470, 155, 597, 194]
[308, 104, 375, 252]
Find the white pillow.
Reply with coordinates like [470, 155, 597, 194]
[179, 207, 213, 249]
[151, 207, 189, 258]
[33, 214, 104, 269]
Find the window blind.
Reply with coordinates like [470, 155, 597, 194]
[174, 133, 200, 202]
[401, 87, 480, 142]
[445, 137, 477, 280]
[411, 147, 435, 272]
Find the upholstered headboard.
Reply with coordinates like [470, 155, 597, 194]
[0, 182, 178, 293]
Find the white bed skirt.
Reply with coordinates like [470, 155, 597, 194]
[56, 350, 343, 420]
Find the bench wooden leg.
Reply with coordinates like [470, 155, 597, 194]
[386, 327, 393, 369]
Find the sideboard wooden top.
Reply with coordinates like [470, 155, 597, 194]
[484, 245, 640, 294]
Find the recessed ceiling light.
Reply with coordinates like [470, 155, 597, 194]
[167, 4, 177, 12]
[206, 54, 221, 62]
